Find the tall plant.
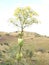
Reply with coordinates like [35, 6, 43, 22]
[10, 6, 38, 37]
[9, 6, 39, 64]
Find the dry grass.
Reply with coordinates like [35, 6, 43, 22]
[0, 31, 49, 65]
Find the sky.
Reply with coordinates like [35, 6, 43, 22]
[0, 0, 49, 36]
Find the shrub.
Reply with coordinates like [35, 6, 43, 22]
[6, 33, 10, 36]
[35, 48, 45, 53]
[0, 35, 2, 37]
[25, 49, 33, 58]
[35, 33, 41, 37]
[0, 43, 3, 46]
[4, 43, 9, 46]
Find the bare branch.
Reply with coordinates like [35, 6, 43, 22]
[11, 22, 21, 28]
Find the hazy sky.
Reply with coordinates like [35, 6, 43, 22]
[0, 0, 49, 36]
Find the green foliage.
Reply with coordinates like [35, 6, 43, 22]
[0, 43, 34, 65]
[10, 6, 39, 34]
[18, 38, 24, 47]
[16, 52, 23, 61]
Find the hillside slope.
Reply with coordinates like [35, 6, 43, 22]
[0, 32, 49, 65]
[0, 31, 49, 51]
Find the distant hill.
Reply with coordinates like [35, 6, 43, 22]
[0, 31, 49, 51]
[0, 31, 49, 42]
[0, 31, 48, 37]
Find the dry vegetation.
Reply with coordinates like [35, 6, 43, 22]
[0, 31, 49, 65]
